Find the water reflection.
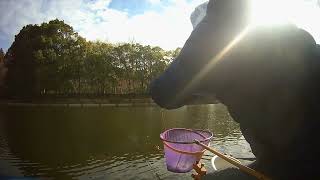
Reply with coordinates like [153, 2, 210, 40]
[160, 104, 240, 138]
[0, 104, 252, 179]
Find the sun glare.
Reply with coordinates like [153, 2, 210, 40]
[175, 0, 319, 104]
[250, 0, 301, 27]
[174, 27, 250, 103]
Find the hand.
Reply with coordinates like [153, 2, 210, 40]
[192, 161, 207, 180]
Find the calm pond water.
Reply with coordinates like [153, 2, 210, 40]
[0, 104, 253, 180]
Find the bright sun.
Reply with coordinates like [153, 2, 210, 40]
[250, 0, 306, 27]
[248, 0, 320, 43]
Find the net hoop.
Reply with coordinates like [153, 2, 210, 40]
[160, 128, 213, 144]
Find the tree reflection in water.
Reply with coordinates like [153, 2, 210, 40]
[0, 104, 252, 179]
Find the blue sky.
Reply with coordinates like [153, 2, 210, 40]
[0, 0, 319, 52]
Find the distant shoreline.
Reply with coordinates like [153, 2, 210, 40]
[0, 94, 219, 107]
[0, 95, 157, 107]
[0, 102, 157, 107]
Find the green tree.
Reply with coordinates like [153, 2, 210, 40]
[109, 43, 172, 94]
[0, 48, 4, 62]
[110, 43, 136, 94]
[34, 19, 86, 95]
[141, 46, 168, 87]
[0, 48, 7, 97]
[84, 41, 115, 94]
[5, 24, 42, 98]
[5, 19, 85, 97]
[4, 19, 177, 98]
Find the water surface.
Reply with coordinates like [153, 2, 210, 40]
[0, 104, 253, 179]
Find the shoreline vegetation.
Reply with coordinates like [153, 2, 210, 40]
[0, 19, 181, 100]
[0, 19, 219, 107]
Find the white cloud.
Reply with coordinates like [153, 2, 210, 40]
[73, 0, 209, 50]
[0, 0, 319, 51]
[147, 0, 161, 5]
[0, 0, 208, 50]
[88, 0, 112, 10]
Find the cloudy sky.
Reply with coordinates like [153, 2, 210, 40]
[0, 0, 319, 51]
[0, 0, 208, 51]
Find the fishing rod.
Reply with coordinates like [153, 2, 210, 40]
[202, 154, 256, 161]
[194, 139, 271, 180]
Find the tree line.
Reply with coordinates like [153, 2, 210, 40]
[1, 19, 180, 98]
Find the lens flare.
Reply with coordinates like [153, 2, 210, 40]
[174, 27, 251, 103]
[173, 0, 319, 105]
[249, 0, 317, 28]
